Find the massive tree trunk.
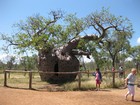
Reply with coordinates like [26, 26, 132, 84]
[39, 35, 97, 83]
[39, 51, 79, 83]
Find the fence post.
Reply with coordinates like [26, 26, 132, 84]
[4, 70, 7, 87]
[87, 70, 89, 78]
[78, 71, 81, 89]
[123, 71, 125, 79]
[112, 72, 115, 88]
[29, 71, 32, 89]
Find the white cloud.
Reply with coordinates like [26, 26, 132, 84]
[137, 37, 140, 45]
[125, 57, 132, 61]
[0, 54, 8, 60]
[83, 55, 94, 63]
[0, 54, 21, 63]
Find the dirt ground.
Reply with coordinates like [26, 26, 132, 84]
[0, 87, 140, 105]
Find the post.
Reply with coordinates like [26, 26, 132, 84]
[29, 71, 32, 89]
[4, 70, 7, 87]
[87, 70, 89, 78]
[112, 67, 115, 88]
[112, 72, 115, 88]
[78, 71, 81, 89]
[123, 71, 125, 79]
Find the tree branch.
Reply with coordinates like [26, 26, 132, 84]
[71, 49, 91, 56]
[36, 11, 63, 36]
[61, 34, 98, 54]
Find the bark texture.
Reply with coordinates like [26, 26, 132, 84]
[39, 50, 79, 83]
[38, 35, 95, 83]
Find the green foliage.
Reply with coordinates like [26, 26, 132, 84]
[84, 7, 133, 68]
[19, 54, 38, 70]
[127, 45, 140, 71]
[64, 14, 86, 37]
[129, 45, 140, 61]
[0, 8, 134, 70]
[77, 39, 88, 51]
[6, 56, 16, 70]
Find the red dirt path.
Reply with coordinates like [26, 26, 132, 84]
[0, 87, 140, 105]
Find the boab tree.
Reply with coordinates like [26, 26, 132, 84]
[1, 9, 133, 83]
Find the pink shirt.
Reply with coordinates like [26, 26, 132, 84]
[95, 72, 100, 81]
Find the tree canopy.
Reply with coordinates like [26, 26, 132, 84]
[0, 8, 134, 69]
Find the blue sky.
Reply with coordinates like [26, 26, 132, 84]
[0, 0, 140, 56]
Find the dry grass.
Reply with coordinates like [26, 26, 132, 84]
[0, 72, 126, 91]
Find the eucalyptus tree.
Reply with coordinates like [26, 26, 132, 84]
[85, 8, 133, 69]
[19, 55, 37, 71]
[1, 9, 133, 83]
[85, 42, 110, 70]
[0, 60, 5, 70]
[6, 56, 16, 70]
[102, 32, 132, 68]
[128, 45, 140, 71]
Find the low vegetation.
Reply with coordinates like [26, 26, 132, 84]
[0, 71, 133, 91]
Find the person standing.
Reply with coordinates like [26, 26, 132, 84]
[125, 68, 137, 101]
[95, 68, 102, 91]
[112, 67, 115, 71]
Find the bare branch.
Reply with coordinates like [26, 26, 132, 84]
[36, 10, 63, 36]
[61, 34, 98, 54]
[72, 49, 91, 56]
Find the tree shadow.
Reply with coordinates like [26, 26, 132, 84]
[98, 89, 111, 92]
[132, 100, 140, 102]
[4, 86, 36, 90]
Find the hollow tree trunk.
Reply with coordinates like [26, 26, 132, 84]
[38, 35, 98, 83]
[39, 50, 79, 83]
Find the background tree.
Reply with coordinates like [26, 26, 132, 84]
[84, 42, 110, 69]
[0, 60, 5, 70]
[128, 45, 140, 72]
[102, 31, 132, 68]
[19, 54, 38, 71]
[6, 56, 16, 70]
[85, 8, 133, 69]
